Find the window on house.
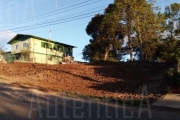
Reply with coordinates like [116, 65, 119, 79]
[41, 42, 52, 48]
[53, 44, 63, 52]
[22, 42, 27, 47]
[15, 45, 18, 50]
[26, 43, 30, 48]
[64, 47, 72, 52]
[68, 47, 72, 52]
[59, 46, 64, 52]
[53, 44, 58, 50]
[57, 45, 62, 51]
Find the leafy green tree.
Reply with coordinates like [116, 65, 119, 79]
[83, 0, 174, 63]
[158, 3, 180, 72]
[164, 3, 180, 38]
[83, 14, 106, 62]
[112, 0, 163, 61]
[83, 4, 124, 62]
[99, 4, 125, 61]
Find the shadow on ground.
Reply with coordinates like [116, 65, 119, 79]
[88, 62, 172, 94]
[0, 79, 180, 119]
[0, 82, 140, 120]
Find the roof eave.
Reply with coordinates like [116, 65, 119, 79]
[7, 34, 77, 48]
[7, 34, 18, 44]
[30, 35, 77, 48]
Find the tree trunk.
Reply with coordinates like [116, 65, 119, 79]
[145, 53, 148, 61]
[140, 42, 144, 61]
[104, 50, 109, 61]
[127, 17, 133, 62]
[136, 16, 144, 61]
[176, 61, 180, 73]
[129, 44, 133, 61]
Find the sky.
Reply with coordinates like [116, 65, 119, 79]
[0, 0, 179, 61]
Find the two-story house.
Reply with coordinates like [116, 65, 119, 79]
[7, 34, 76, 64]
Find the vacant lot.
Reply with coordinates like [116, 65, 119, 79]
[0, 62, 173, 102]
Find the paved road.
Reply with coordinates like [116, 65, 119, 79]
[153, 94, 180, 109]
[0, 81, 180, 120]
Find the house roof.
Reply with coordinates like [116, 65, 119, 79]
[7, 34, 77, 48]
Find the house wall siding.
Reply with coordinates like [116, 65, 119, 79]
[29, 38, 64, 64]
[30, 52, 62, 64]
[9, 35, 74, 64]
[11, 38, 31, 54]
[30, 38, 63, 56]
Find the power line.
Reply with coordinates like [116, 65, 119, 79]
[0, 0, 25, 10]
[2, 4, 106, 30]
[0, 0, 12, 6]
[0, 0, 173, 47]
[0, 0, 79, 17]
[0, 0, 169, 25]
[0, 0, 52, 16]
[1, 21, 87, 37]
[33, 22, 87, 35]
[0, 14, 95, 34]
[0, 10, 104, 34]
[0, 9, 104, 34]
[4, 6, 104, 30]
[28, 22, 88, 40]
[1, 0, 102, 28]
[0, 0, 110, 35]
[0, 0, 96, 24]
[0, 0, 80, 24]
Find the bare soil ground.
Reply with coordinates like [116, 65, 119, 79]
[0, 62, 173, 103]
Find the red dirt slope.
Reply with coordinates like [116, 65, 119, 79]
[0, 62, 173, 101]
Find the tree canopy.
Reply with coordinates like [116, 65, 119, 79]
[83, 1, 180, 64]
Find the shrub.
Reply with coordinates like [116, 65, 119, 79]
[164, 68, 180, 88]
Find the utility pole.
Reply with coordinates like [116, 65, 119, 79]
[46, 30, 51, 65]
[33, 38, 34, 63]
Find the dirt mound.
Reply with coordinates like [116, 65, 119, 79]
[0, 62, 173, 102]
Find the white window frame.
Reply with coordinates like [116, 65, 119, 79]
[15, 44, 18, 50]
[22, 42, 27, 48]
